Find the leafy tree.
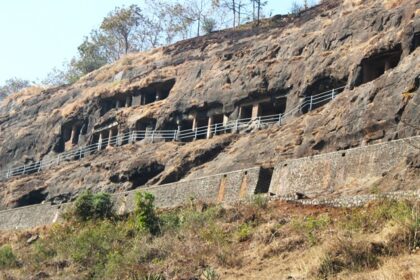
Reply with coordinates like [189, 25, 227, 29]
[73, 190, 114, 221]
[72, 36, 108, 74]
[100, 5, 145, 57]
[135, 192, 159, 235]
[74, 190, 94, 221]
[0, 78, 31, 97]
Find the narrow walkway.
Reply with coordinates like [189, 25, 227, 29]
[0, 87, 344, 180]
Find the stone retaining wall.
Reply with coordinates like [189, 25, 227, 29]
[1, 136, 418, 231]
[269, 137, 420, 197]
[0, 167, 262, 230]
[275, 190, 420, 208]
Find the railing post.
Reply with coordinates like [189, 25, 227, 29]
[22, 165, 26, 175]
[6, 168, 10, 179]
[234, 119, 238, 133]
[277, 113, 282, 126]
[37, 162, 42, 172]
[331, 89, 335, 99]
[194, 128, 198, 141]
[130, 131, 135, 144]
[257, 117, 261, 129]
[309, 96, 313, 111]
[151, 130, 155, 143]
[57, 154, 61, 164]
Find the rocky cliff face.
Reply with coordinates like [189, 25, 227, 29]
[0, 0, 419, 209]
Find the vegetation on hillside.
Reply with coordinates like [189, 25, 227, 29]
[1, 194, 418, 279]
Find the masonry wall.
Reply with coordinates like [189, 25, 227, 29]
[269, 137, 420, 197]
[0, 167, 261, 230]
[0, 203, 69, 230]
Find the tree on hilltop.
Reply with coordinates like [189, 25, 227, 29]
[0, 78, 32, 98]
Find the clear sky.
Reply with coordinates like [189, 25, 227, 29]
[0, 1, 310, 84]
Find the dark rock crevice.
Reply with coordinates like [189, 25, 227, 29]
[15, 188, 48, 208]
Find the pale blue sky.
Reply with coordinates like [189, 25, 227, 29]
[0, 1, 310, 84]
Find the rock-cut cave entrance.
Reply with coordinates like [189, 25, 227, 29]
[301, 77, 347, 114]
[135, 118, 157, 140]
[358, 45, 402, 86]
[239, 105, 253, 120]
[259, 98, 287, 123]
[412, 32, 420, 52]
[194, 115, 208, 140]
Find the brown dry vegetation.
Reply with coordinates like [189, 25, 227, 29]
[0, 198, 419, 280]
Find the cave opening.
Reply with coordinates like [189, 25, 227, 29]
[125, 96, 133, 107]
[212, 114, 225, 135]
[301, 77, 347, 113]
[195, 115, 208, 140]
[143, 88, 157, 105]
[133, 79, 176, 106]
[135, 118, 157, 140]
[178, 119, 194, 141]
[259, 98, 287, 122]
[92, 133, 100, 147]
[100, 98, 116, 116]
[412, 32, 420, 52]
[129, 162, 165, 188]
[239, 104, 253, 120]
[359, 45, 402, 85]
[100, 130, 110, 150]
[15, 188, 48, 207]
[71, 126, 81, 145]
[109, 127, 118, 146]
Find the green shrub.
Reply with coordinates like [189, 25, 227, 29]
[92, 192, 114, 219]
[74, 190, 94, 221]
[142, 274, 165, 280]
[252, 194, 268, 209]
[135, 192, 159, 235]
[341, 200, 413, 231]
[159, 211, 181, 233]
[202, 267, 220, 280]
[73, 190, 114, 221]
[32, 241, 56, 266]
[0, 245, 18, 269]
[235, 223, 253, 242]
[200, 222, 227, 245]
[292, 214, 330, 245]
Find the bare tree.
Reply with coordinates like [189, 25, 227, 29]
[0, 78, 31, 97]
[220, 0, 237, 28]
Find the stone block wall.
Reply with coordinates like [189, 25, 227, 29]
[269, 137, 420, 197]
[0, 167, 262, 230]
[0, 203, 70, 230]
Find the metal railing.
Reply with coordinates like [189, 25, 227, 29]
[0, 86, 345, 180]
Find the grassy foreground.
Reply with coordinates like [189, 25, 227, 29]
[0, 197, 419, 280]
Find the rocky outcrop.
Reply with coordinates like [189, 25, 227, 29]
[0, 0, 419, 209]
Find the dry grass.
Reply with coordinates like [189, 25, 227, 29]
[384, 0, 405, 9]
[0, 199, 418, 279]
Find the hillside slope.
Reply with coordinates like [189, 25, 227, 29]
[0, 0, 419, 209]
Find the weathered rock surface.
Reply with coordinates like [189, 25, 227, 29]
[0, 0, 419, 209]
